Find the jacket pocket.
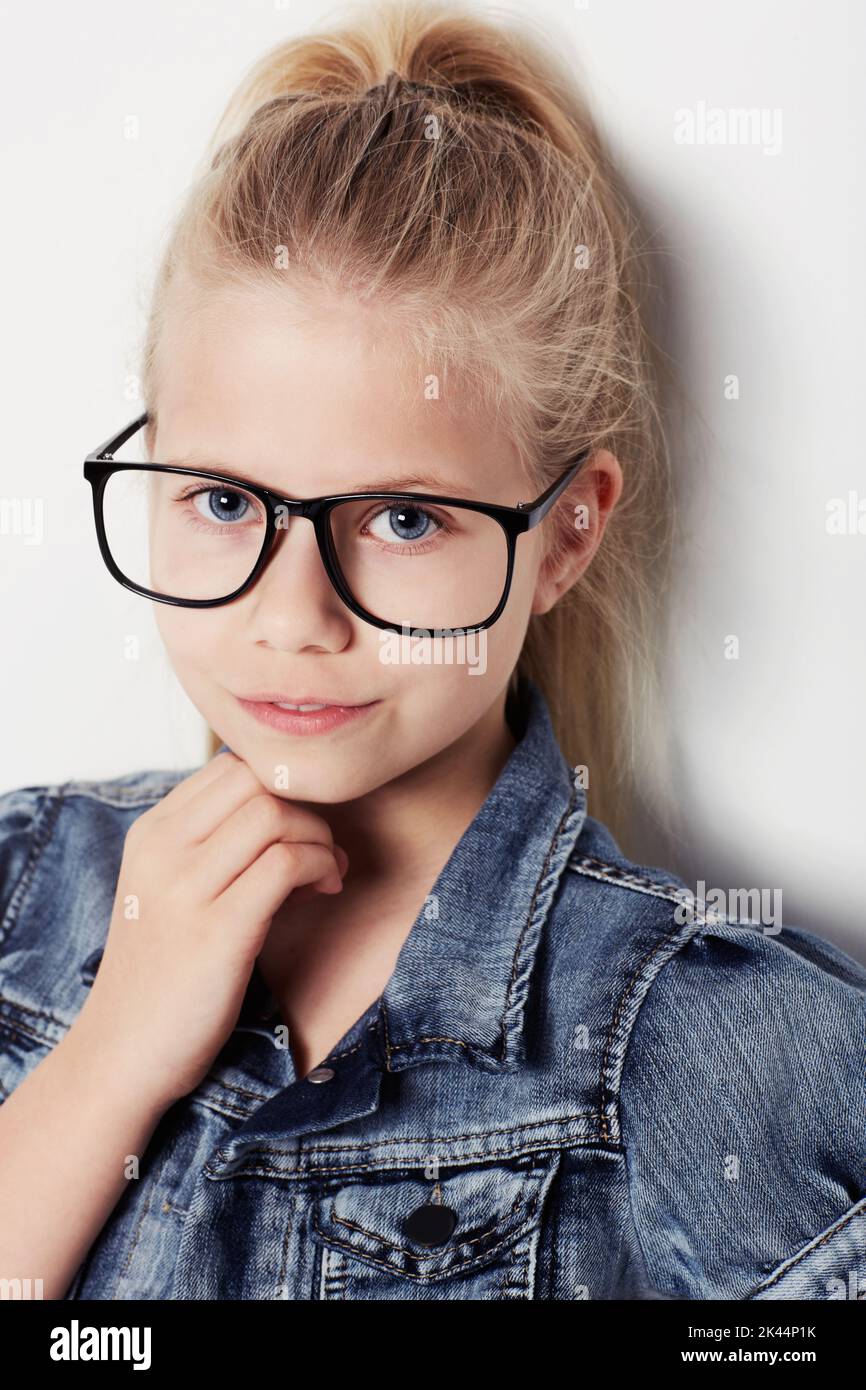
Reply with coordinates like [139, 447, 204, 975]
[746, 1195, 866, 1299]
[310, 1151, 560, 1300]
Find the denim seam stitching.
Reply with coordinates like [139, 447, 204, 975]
[205, 1136, 618, 1179]
[597, 899, 724, 1295]
[54, 780, 187, 809]
[751, 1198, 866, 1293]
[311, 1201, 543, 1278]
[276, 1198, 296, 1296]
[566, 853, 689, 903]
[109, 1168, 160, 1298]
[0, 999, 69, 1047]
[381, 773, 583, 1069]
[498, 776, 580, 1062]
[201, 1075, 275, 1105]
[0, 789, 63, 955]
[257, 1111, 603, 1153]
[598, 927, 696, 1145]
[327, 1191, 536, 1255]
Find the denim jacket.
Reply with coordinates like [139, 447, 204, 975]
[0, 677, 864, 1301]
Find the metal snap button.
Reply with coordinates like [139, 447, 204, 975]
[403, 1202, 458, 1247]
[306, 1066, 335, 1083]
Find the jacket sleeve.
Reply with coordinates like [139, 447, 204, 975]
[619, 915, 866, 1300]
[0, 785, 49, 947]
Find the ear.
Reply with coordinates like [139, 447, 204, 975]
[531, 449, 623, 616]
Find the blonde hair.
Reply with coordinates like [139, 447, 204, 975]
[141, 0, 676, 851]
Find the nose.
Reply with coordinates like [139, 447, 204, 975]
[243, 512, 351, 647]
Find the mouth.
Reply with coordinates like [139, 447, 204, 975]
[239, 692, 372, 710]
[235, 693, 381, 736]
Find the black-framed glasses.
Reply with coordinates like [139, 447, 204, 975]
[83, 412, 591, 635]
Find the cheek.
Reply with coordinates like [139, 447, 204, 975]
[393, 627, 519, 719]
[153, 606, 226, 675]
[515, 530, 560, 615]
[498, 535, 543, 631]
[501, 521, 537, 583]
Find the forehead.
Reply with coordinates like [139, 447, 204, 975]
[149, 279, 528, 497]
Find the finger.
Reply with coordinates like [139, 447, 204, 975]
[148, 750, 241, 823]
[283, 844, 349, 903]
[161, 756, 272, 845]
[188, 793, 338, 901]
[217, 840, 345, 937]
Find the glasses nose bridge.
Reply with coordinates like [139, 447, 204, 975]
[256, 489, 359, 623]
[265, 490, 326, 527]
[262, 490, 331, 583]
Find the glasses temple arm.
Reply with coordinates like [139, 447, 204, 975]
[516, 447, 592, 527]
[89, 411, 149, 461]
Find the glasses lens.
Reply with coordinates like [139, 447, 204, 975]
[328, 496, 509, 629]
[101, 468, 268, 600]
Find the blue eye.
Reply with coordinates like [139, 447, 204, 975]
[366, 502, 441, 546]
[191, 487, 254, 525]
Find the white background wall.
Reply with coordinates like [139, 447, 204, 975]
[1, 1, 863, 958]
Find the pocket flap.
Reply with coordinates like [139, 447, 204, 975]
[312, 1153, 560, 1281]
[748, 1195, 866, 1299]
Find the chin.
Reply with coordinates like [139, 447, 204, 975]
[240, 754, 374, 804]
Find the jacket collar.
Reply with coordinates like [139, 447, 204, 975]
[219, 677, 587, 1080]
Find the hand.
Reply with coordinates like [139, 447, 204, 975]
[73, 752, 348, 1108]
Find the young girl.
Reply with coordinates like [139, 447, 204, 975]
[1, 0, 863, 1302]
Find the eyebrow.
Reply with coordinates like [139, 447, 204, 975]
[165, 449, 479, 499]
